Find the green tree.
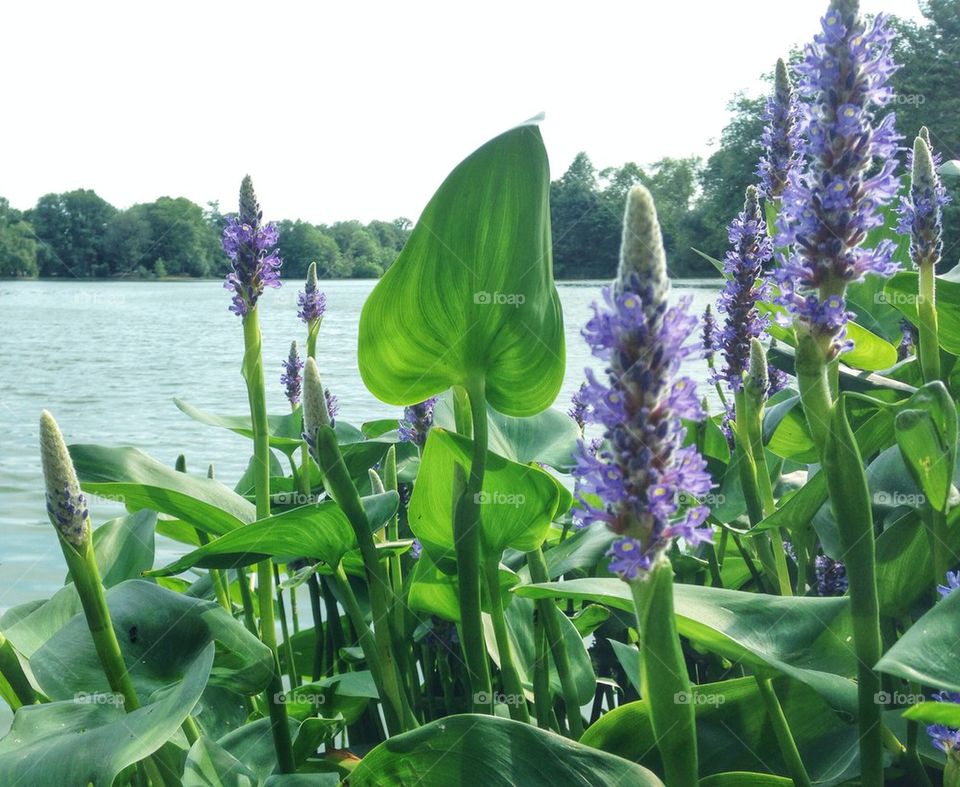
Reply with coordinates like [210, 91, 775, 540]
[28, 189, 116, 277]
[277, 220, 346, 278]
[103, 210, 152, 275]
[132, 197, 217, 277]
[0, 198, 38, 277]
[550, 153, 623, 278]
[695, 94, 766, 264]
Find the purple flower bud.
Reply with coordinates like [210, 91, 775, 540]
[324, 388, 339, 428]
[775, 1, 902, 358]
[298, 262, 327, 323]
[223, 176, 282, 317]
[759, 58, 803, 199]
[281, 341, 303, 407]
[568, 384, 589, 431]
[39, 411, 90, 549]
[938, 570, 960, 599]
[399, 397, 437, 449]
[927, 691, 960, 755]
[815, 554, 848, 596]
[718, 187, 773, 392]
[898, 134, 950, 270]
[701, 305, 717, 366]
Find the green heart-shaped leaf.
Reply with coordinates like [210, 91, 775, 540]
[0, 643, 213, 787]
[408, 428, 571, 561]
[148, 493, 398, 575]
[31, 580, 272, 699]
[348, 714, 662, 785]
[358, 119, 565, 416]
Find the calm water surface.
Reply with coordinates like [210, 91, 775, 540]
[0, 278, 721, 609]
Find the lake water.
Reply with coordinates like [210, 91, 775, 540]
[0, 278, 721, 613]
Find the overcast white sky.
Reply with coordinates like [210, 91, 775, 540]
[2, 0, 926, 225]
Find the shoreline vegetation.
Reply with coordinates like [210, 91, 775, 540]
[1, 4, 956, 284]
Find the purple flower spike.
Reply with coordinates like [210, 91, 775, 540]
[569, 384, 589, 431]
[701, 305, 717, 366]
[758, 58, 803, 200]
[399, 397, 438, 449]
[927, 691, 960, 756]
[298, 261, 327, 323]
[815, 554, 848, 596]
[574, 186, 713, 581]
[717, 186, 773, 391]
[938, 570, 960, 599]
[324, 388, 339, 428]
[223, 176, 282, 317]
[774, 0, 902, 359]
[898, 132, 951, 270]
[281, 341, 303, 407]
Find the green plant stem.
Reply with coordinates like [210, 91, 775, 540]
[194, 531, 231, 613]
[918, 260, 941, 383]
[235, 567, 258, 635]
[0, 633, 36, 709]
[931, 507, 950, 593]
[454, 379, 494, 713]
[274, 565, 299, 689]
[483, 559, 530, 723]
[62, 539, 141, 710]
[631, 557, 698, 787]
[755, 676, 812, 787]
[527, 546, 584, 738]
[241, 309, 295, 774]
[531, 613, 555, 731]
[798, 333, 885, 786]
[741, 391, 792, 596]
[734, 392, 783, 595]
[332, 562, 402, 733]
[313, 425, 416, 732]
[306, 573, 324, 679]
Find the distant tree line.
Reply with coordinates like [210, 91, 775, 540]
[1, 2, 955, 281]
[0, 190, 412, 280]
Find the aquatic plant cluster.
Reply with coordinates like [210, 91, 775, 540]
[3, 1, 960, 784]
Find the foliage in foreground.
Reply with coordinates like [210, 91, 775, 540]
[4, 1, 960, 785]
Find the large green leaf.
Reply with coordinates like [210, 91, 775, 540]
[501, 595, 596, 705]
[581, 676, 858, 783]
[87, 509, 157, 587]
[877, 585, 960, 693]
[176, 398, 306, 450]
[409, 428, 571, 561]
[31, 580, 273, 700]
[0, 643, 213, 786]
[894, 381, 957, 512]
[358, 120, 565, 417]
[148, 493, 398, 575]
[885, 270, 960, 354]
[517, 579, 857, 711]
[71, 444, 255, 535]
[407, 551, 519, 623]
[348, 714, 663, 785]
[434, 394, 579, 471]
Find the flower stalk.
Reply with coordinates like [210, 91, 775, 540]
[225, 176, 295, 773]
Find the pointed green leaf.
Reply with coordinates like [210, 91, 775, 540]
[358, 120, 565, 416]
